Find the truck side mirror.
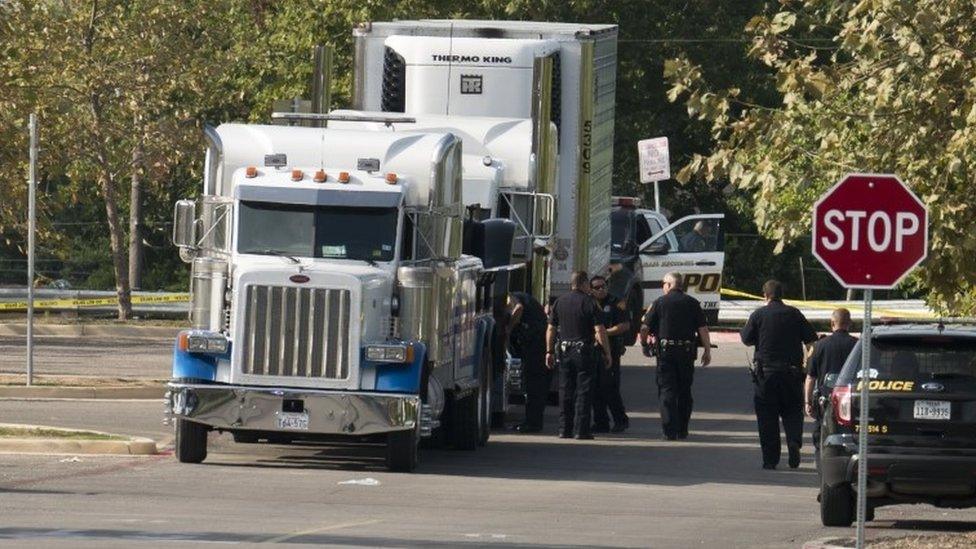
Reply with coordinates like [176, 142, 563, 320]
[173, 199, 197, 249]
[642, 239, 669, 255]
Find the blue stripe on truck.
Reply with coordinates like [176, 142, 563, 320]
[373, 342, 427, 394]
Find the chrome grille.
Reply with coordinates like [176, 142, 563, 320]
[241, 285, 351, 379]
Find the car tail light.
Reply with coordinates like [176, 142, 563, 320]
[832, 385, 853, 426]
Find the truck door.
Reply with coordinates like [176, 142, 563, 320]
[638, 214, 725, 316]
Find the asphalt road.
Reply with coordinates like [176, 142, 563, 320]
[0, 336, 975, 547]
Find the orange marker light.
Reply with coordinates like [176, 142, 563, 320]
[177, 331, 190, 351]
[291, 169, 303, 181]
[338, 171, 350, 183]
[385, 172, 398, 184]
[245, 166, 258, 178]
[313, 170, 327, 183]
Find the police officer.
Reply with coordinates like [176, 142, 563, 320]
[805, 308, 856, 466]
[546, 271, 612, 439]
[641, 272, 712, 440]
[589, 275, 630, 433]
[740, 279, 818, 469]
[507, 291, 550, 433]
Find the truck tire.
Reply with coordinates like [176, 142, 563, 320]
[175, 418, 208, 464]
[820, 480, 855, 527]
[386, 428, 419, 472]
[452, 392, 479, 451]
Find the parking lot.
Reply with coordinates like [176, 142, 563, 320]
[0, 334, 974, 547]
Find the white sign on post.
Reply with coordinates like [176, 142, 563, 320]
[638, 137, 670, 183]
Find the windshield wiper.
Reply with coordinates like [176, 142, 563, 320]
[258, 249, 300, 264]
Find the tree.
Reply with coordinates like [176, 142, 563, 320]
[665, 0, 976, 314]
[0, 0, 239, 317]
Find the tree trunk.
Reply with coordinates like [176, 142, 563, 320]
[128, 143, 144, 290]
[101, 171, 133, 320]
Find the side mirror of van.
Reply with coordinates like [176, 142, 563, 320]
[642, 240, 670, 255]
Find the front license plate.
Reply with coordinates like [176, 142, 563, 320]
[276, 412, 309, 430]
[913, 400, 951, 420]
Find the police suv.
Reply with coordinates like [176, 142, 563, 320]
[608, 197, 725, 340]
[819, 323, 976, 526]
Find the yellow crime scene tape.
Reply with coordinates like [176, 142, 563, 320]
[0, 293, 190, 311]
[720, 288, 935, 319]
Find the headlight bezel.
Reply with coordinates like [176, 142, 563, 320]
[364, 343, 413, 364]
[179, 330, 229, 355]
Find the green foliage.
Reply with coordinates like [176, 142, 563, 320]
[666, 0, 976, 314]
[1, 0, 777, 300]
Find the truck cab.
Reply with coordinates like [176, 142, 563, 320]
[166, 125, 508, 472]
[608, 197, 725, 331]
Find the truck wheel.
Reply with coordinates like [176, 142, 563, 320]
[452, 392, 479, 451]
[478, 342, 492, 446]
[386, 428, 419, 472]
[627, 287, 643, 346]
[820, 480, 855, 527]
[232, 431, 259, 444]
[175, 418, 209, 464]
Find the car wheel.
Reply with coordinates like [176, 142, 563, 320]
[175, 418, 208, 464]
[820, 480, 855, 527]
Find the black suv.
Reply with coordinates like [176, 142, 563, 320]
[819, 323, 976, 526]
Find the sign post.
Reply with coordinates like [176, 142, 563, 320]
[637, 137, 670, 212]
[812, 173, 928, 548]
[27, 114, 37, 387]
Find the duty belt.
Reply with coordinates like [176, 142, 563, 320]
[559, 340, 591, 352]
[759, 362, 800, 372]
[659, 339, 695, 348]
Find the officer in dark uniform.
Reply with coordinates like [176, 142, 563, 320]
[805, 308, 856, 465]
[740, 279, 818, 469]
[641, 272, 712, 440]
[589, 275, 630, 433]
[507, 291, 550, 433]
[546, 271, 612, 439]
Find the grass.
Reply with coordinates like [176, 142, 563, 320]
[0, 426, 128, 441]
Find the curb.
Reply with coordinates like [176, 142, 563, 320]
[0, 385, 166, 399]
[802, 538, 855, 549]
[0, 424, 157, 455]
[0, 323, 180, 338]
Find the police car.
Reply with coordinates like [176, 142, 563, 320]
[608, 196, 725, 339]
[819, 322, 976, 526]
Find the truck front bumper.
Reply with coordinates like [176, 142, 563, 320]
[165, 383, 420, 436]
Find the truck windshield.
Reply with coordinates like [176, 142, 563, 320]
[238, 201, 398, 262]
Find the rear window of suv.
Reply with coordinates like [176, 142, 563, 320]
[837, 336, 976, 385]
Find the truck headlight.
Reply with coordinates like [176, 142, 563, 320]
[179, 330, 229, 354]
[365, 344, 414, 363]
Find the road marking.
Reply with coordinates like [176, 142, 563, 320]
[261, 519, 381, 544]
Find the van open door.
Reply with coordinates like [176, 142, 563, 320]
[638, 213, 725, 324]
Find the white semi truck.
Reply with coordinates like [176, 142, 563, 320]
[164, 20, 617, 471]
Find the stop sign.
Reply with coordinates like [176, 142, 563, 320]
[812, 173, 928, 289]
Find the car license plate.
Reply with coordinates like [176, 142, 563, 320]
[913, 400, 951, 420]
[276, 412, 309, 430]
